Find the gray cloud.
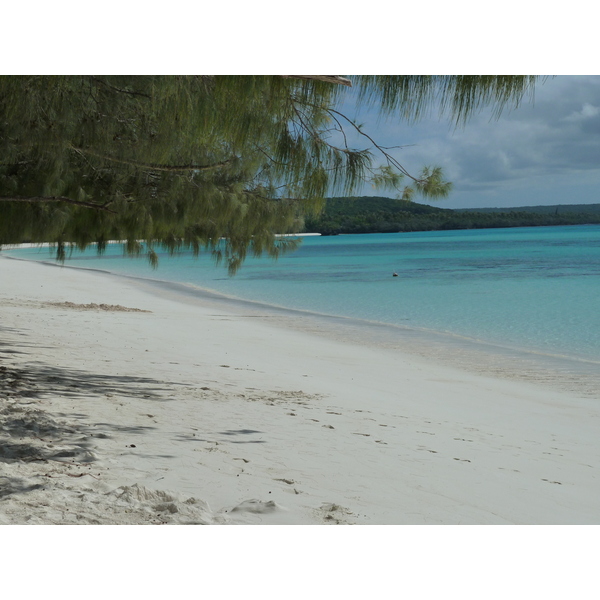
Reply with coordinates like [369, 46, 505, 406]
[344, 76, 600, 207]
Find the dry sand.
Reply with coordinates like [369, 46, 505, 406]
[1, 254, 600, 525]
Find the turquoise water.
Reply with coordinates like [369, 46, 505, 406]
[5, 225, 600, 364]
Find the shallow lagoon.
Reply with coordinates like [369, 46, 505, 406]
[8, 226, 599, 357]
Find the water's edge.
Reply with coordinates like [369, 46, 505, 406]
[5, 254, 598, 399]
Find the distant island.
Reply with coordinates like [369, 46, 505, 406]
[303, 197, 600, 235]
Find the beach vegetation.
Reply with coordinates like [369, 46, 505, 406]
[304, 197, 600, 235]
[0, 76, 539, 273]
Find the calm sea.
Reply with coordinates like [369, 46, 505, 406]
[5, 225, 600, 395]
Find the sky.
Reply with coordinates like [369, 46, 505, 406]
[335, 76, 600, 209]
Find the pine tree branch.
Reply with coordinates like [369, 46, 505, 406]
[0, 161, 33, 167]
[89, 76, 151, 99]
[0, 196, 118, 213]
[325, 107, 418, 181]
[289, 101, 348, 155]
[280, 76, 352, 87]
[291, 96, 423, 184]
[70, 146, 232, 172]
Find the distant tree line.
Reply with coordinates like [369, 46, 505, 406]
[302, 197, 600, 235]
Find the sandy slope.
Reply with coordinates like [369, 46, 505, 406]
[1, 255, 599, 524]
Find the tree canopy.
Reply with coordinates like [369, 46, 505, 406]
[0, 75, 540, 273]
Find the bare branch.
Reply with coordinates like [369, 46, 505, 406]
[289, 100, 348, 155]
[287, 94, 422, 182]
[324, 111, 350, 150]
[0, 161, 33, 167]
[89, 76, 151, 99]
[70, 146, 233, 172]
[319, 106, 430, 184]
[0, 196, 118, 213]
[280, 76, 352, 87]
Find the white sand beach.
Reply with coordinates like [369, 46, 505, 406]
[1, 254, 600, 526]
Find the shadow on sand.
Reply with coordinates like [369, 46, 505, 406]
[0, 326, 186, 504]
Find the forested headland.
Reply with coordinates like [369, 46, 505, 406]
[302, 197, 600, 235]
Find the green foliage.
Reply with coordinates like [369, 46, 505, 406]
[0, 75, 540, 272]
[353, 75, 541, 125]
[304, 197, 600, 235]
[457, 203, 600, 215]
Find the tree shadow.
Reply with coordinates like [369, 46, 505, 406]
[0, 360, 178, 404]
[0, 329, 191, 507]
[0, 325, 45, 358]
[0, 475, 44, 499]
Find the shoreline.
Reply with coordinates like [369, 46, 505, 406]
[6, 251, 600, 400]
[2, 255, 600, 524]
[5, 233, 600, 373]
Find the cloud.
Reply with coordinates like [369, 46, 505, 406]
[342, 76, 600, 206]
[565, 102, 600, 121]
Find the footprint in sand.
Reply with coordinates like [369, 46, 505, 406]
[318, 503, 354, 525]
[230, 499, 280, 514]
